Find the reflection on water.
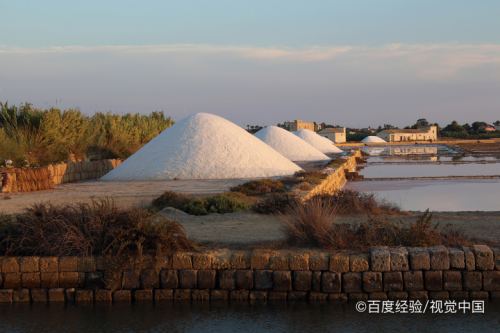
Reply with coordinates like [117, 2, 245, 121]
[0, 302, 499, 333]
[347, 179, 500, 211]
[360, 163, 500, 178]
[360, 145, 453, 156]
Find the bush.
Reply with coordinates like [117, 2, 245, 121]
[314, 190, 400, 215]
[252, 193, 297, 214]
[0, 200, 193, 256]
[230, 179, 285, 196]
[152, 191, 191, 210]
[206, 193, 250, 214]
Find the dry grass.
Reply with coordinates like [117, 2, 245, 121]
[0, 199, 194, 256]
[230, 179, 285, 196]
[314, 190, 401, 215]
[282, 199, 469, 250]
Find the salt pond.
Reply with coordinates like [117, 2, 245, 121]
[360, 162, 500, 178]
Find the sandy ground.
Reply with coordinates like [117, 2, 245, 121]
[0, 179, 245, 214]
[160, 209, 500, 247]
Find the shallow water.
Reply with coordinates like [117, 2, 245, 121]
[360, 163, 500, 178]
[347, 179, 500, 211]
[0, 302, 499, 333]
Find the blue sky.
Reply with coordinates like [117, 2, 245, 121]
[1, 1, 500, 126]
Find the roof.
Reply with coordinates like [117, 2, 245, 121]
[318, 127, 345, 133]
[379, 126, 433, 134]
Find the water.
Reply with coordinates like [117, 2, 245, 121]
[0, 302, 499, 333]
[360, 163, 500, 178]
[347, 179, 500, 211]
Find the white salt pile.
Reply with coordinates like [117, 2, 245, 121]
[293, 129, 343, 154]
[361, 136, 387, 144]
[254, 126, 330, 162]
[102, 113, 302, 180]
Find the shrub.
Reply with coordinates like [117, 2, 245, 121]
[252, 193, 297, 214]
[152, 191, 191, 210]
[230, 179, 285, 196]
[0, 199, 193, 256]
[206, 193, 250, 214]
[293, 171, 327, 185]
[314, 190, 400, 215]
[183, 199, 209, 215]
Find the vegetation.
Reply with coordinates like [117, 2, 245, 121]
[252, 193, 297, 214]
[152, 191, 253, 215]
[0, 102, 173, 167]
[0, 200, 193, 256]
[230, 179, 285, 196]
[282, 199, 468, 250]
[315, 190, 401, 215]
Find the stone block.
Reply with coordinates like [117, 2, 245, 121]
[269, 253, 289, 270]
[462, 247, 475, 271]
[230, 251, 250, 269]
[429, 246, 450, 270]
[94, 289, 112, 303]
[403, 271, 424, 291]
[154, 289, 173, 302]
[483, 271, 500, 291]
[312, 271, 322, 291]
[362, 272, 382, 292]
[235, 270, 254, 290]
[273, 271, 292, 291]
[308, 292, 328, 302]
[449, 291, 469, 300]
[31, 288, 48, 303]
[443, 271, 462, 291]
[463, 271, 482, 291]
[13, 289, 31, 302]
[322, 272, 341, 293]
[328, 293, 348, 303]
[22, 272, 40, 288]
[48, 288, 66, 302]
[254, 270, 273, 290]
[408, 291, 428, 301]
[179, 270, 197, 289]
[289, 253, 309, 271]
[249, 291, 267, 302]
[20, 257, 39, 272]
[268, 291, 288, 301]
[343, 272, 362, 293]
[65, 288, 76, 303]
[75, 289, 93, 303]
[250, 250, 271, 269]
[219, 270, 236, 290]
[122, 270, 140, 289]
[197, 270, 216, 289]
[134, 289, 153, 302]
[369, 292, 388, 300]
[383, 272, 403, 291]
[387, 291, 408, 300]
[350, 254, 369, 272]
[192, 289, 210, 302]
[370, 247, 391, 272]
[211, 250, 232, 269]
[424, 271, 443, 291]
[493, 247, 500, 270]
[230, 290, 249, 301]
[160, 270, 178, 289]
[408, 248, 430, 270]
[329, 252, 349, 273]
[59, 257, 78, 272]
[172, 253, 192, 269]
[309, 252, 329, 271]
[0, 289, 13, 303]
[210, 290, 228, 301]
[472, 245, 494, 270]
[113, 290, 131, 303]
[348, 293, 368, 301]
[469, 291, 489, 300]
[3, 273, 21, 288]
[428, 291, 449, 300]
[41, 272, 59, 288]
[288, 291, 307, 301]
[449, 248, 465, 269]
[192, 253, 213, 269]
[2, 257, 20, 272]
[77, 257, 96, 272]
[390, 247, 409, 271]
[85, 272, 104, 289]
[293, 271, 312, 291]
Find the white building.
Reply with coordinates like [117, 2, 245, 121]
[377, 126, 438, 142]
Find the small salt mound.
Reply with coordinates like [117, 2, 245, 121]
[293, 129, 343, 154]
[102, 113, 302, 180]
[255, 126, 330, 162]
[361, 136, 387, 143]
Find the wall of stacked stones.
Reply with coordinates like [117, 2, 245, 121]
[303, 150, 363, 200]
[0, 159, 122, 193]
[0, 245, 499, 304]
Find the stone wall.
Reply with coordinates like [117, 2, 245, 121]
[0, 159, 122, 193]
[1, 245, 499, 304]
[302, 150, 363, 201]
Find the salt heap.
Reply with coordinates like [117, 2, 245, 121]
[361, 136, 387, 144]
[293, 129, 343, 154]
[102, 113, 302, 180]
[255, 126, 330, 162]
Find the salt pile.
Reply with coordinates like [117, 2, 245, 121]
[255, 126, 330, 162]
[102, 113, 302, 180]
[361, 136, 387, 144]
[293, 129, 343, 154]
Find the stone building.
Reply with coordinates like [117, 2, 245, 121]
[317, 127, 346, 143]
[280, 119, 319, 132]
[377, 125, 438, 142]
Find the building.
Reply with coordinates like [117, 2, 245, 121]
[280, 119, 318, 132]
[317, 127, 346, 143]
[377, 125, 438, 142]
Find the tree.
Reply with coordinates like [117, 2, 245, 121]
[442, 121, 466, 133]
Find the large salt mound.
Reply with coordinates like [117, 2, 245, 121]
[254, 126, 330, 162]
[361, 136, 387, 143]
[293, 129, 343, 154]
[102, 113, 302, 180]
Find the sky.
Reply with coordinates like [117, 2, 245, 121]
[1, 0, 500, 127]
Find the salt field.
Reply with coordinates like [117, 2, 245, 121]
[360, 162, 500, 178]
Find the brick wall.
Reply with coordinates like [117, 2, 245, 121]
[0, 245, 499, 304]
